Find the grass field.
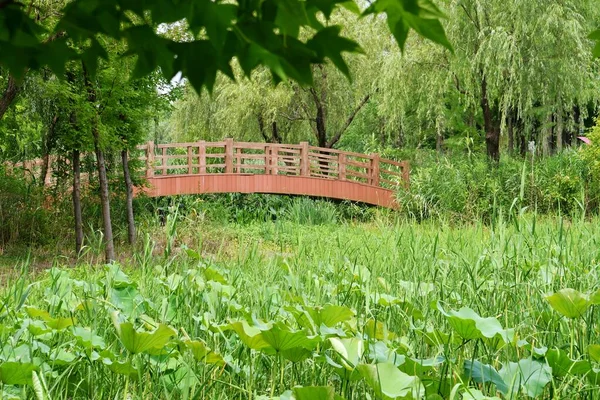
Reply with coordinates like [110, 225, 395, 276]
[1, 210, 599, 399]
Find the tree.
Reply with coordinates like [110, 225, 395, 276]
[0, 0, 451, 107]
[169, 11, 388, 148]
[375, 0, 600, 159]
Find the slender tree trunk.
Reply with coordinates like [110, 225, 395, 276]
[0, 75, 21, 121]
[40, 115, 59, 186]
[72, 149, 83, 254]
[480, 77, 500, 161]
[542, 114, 553, 156]
[556, 112, 563, 153]
[121, 149, 136, 245]
[83, 63, 115, 263]
[436, 131, 444, 154]
[507, 112, 514, 155]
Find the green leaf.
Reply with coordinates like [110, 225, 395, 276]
[0, 362, 36, 385]
[588, 345, 600, 363]
[307, 26, 362, 78]
[261, 324, 320, 352]
[545, 288, 590, 319]
[438, 304, 513, 343]
[228, 320, 274, 353]
[293, 386, 336, 400]
[464, 360, 508, 394]
[357, 362, 424, 399]
[545, 348, 591, 377]
[73, 327, 106, 349]
[184, 340, 225, 365]
[499, 359, 552, 398]
[329, 337, 364, 369]
[25, 307, 76, 330]
[114, 319, 177, 355]
[462, 388, 501, 400]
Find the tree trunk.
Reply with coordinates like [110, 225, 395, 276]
[0, 75, 21, 121]
[436, 131, 444, 154]
[72, 149, 83, 254]
[40, 115, 59, 186]
[83, 63, 115, 263]
[480, 77, 500, 161]
[121, 149, 136, 245]
[556, 112, 563, 153]
[507, 112, 514, 155]
[542, 114, 553, 156]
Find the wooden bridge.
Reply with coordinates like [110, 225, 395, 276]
[6, 140, 409, 208]
[136, 139, 409, 208]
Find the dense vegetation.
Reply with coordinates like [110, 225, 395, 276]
[0, 212, 600, 399]
[2, 0, 600, 399]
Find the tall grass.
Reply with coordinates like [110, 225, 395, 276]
[0, 213, 599, 399]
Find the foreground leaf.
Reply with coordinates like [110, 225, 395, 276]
[357, 362, 424, 399]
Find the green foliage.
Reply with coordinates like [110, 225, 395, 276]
[0, 0, 451, 92]
[2, 214, 600, 397]
[396, 151, 595, 222]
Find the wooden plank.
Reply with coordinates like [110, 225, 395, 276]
[146, 140, 154, 178]
[370, 154, 380, 187]
[199, 141, 206, 174]
[300, 142, 309, 176]
[139, 174, 398, 208]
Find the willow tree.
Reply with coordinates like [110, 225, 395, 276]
[169, 11, 390, 148]
[377, 0, 600, 159]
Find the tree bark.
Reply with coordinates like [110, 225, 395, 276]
[0, 75, 21, 121]
[327, 94, 370, 148]
[72, 149, 83, 254]
[121, 149, 136, 245]
[480, 77, 500, 161]
[556, 112, 563, 153]
[507, 111, 514, 155]
[40, 115, 59, 186]
[83, 62, 115, 263]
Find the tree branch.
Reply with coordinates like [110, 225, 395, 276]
[327, 93, 371, 148]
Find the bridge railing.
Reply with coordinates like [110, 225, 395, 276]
[137, 139, 409, 190]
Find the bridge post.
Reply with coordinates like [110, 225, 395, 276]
[199, 141, 206, 174]
[225, 138, 234, 173]
[271, 146, 279, 175]
[187, 146, 193, 174]
[146, 141, 154, 178]
[370, 154, 380, 187]
[300, 142, 309, 176]
[225, 138, 233, 174]
[402, 161, 410, 189]
[338, 152, 346, 181]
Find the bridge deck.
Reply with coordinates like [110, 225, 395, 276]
[137, 139, 409, 208]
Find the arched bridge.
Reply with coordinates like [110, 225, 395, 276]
[136, 139, 409, 208]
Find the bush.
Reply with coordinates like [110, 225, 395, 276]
[396, 150, 595, 222]
[0, 168, 52, 247]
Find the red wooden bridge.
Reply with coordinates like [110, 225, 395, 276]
[136, 139, 409, 208]
[7, 140, 409, 208]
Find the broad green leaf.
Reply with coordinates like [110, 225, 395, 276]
[73, 327, 106, 349]
[229, 321, 274, 353]
[546, 288, 590, 319]
[357, 362, 424, 399]
[438, 304, 513, 343]
[184, 340, 225, 365]
[499, 359, 552, 397]
[588, 345, 600, 363]
[545, 348, 591, 377]
[329, 337, 364, 369]
[261, 324, 320, 352]
[25, 307, 75, 330]
[464, 360, 508, 394]
[115, 320, 177, 355]
[307, 26, 363, 77]
[0, 362, 36, 385]
[110, 286, 146, 317]
[293, 386, 336, 400]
